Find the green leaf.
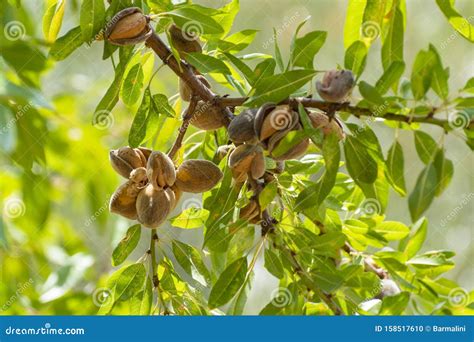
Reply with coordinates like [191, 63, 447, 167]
[186, 53, 231, 75]
[43, 0, 66, 43]
[381, 3, 405, 70]
[404, 217, 428, 259]
[80, 0, 105, 42]
[253, 58, 276, 87]
[264, 249, 284, 279]
[208, 257, 248, 308]
[130, 277, 152, 315]
[128, 89, 151, 147]
[259, 182, 277, 210]
[172, 240, 211, 285]
[291, 31, 327, 69]
[115, 263, 147, 302]
[411, 48, 436, 100]
[344, 0, 367, 48]
[151, 94, 176, 118]
[217, 29, 258, 53]
[376, 61, 405, 95]
[112, 224, 141, 267]
[436, 0, 474, 42]
[295, 133, 340, 210]
[270, 130, 308, 159]
[408, 250, 455, 267]
[380, 292, 410, 315]
[93, 48, 133, 118]
[310, 231, 346, 257]
[385, 140, 406, 196]
[223, 52, 255, 85]
[49, 26, 84, 61]
[408, 163, 438, 222]
[374, 221, 409, 241]
[170, 207, 210, 229]
[344, 135, 378, 184]
[167, 8, 224, 35]
[246, 70, 316, 107]
[433, 148, 453, 197]
[429, 44, 449, 99]
[344, 40, 368, 77]
[273, 28, 285, 72]
[414, 131, 438, 164]
[203, 168, 239, 252]
[210, 0, 239, 38]
[121, 63, 145, 107]
[359, 81, 385, 106]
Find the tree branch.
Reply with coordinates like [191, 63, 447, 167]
[145, 31, 473, 131]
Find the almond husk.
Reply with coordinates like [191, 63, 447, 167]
[175, 160, 223, 193]
[136, 184, 172, 228]
[146, 151, 176, 189]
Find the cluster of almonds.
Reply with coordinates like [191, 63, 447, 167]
[109, 147, 222, 228]
[224, 102, 345, 183]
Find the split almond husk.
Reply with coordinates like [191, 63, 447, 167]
[109, 168, 148, 219]
[308, 112, 345, 140]
[105, 8, 152, 46]
[110, 146, 147, 178]
[175, 160, 223, 193]
[147, 151, 176, 189]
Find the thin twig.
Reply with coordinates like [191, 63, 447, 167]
[145, 30, 473, 131]
[168, 96, 199, 159]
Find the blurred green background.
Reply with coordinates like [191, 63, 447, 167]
[0, 0, 472, 314]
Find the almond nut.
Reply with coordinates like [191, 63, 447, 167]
[308, 112, 345, 140]
[105, 8, 152, 46]
[136, 184, 172, 228]
[191, 101, 226, 130]
[228, 109, 258, 144]
[175, 159, 223, 193]
[110, 146, 147, 178]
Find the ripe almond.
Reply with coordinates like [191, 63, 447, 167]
[147, 151, 176, 189]
[136, 184, 172, 228]
[175, 160, 223, 193]
[109, 12, 147, 40]
[110, 146, 147, 178]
